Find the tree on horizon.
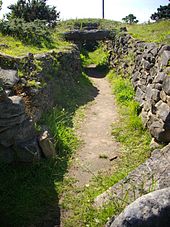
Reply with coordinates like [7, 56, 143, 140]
[151, 3, 170, 21]
[122, 14, 139, 24]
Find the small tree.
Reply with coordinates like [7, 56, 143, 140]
[7, 0, 60, 27]
[122, 14, 139, 24]
[151, 4, 170, 21]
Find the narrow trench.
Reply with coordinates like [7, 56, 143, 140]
[60, 63, 120, 226]
[67, 65, 120, 187]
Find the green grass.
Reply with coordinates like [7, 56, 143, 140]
[127, 20, 170, 45]
[0, 71, 97, 226]
[59, 70, 152, 227]
[0, 19, 169, 57]
[81, 42, 109, 69]
[0, 18, 120, 57]
[56, 18, 121, 31]
[107, 70, 151, 152]
[0, 109, 78, 226]
[0, 30, 72, 56]
[0, 17, 165, 226]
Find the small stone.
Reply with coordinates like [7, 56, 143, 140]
[150, 138, 160, 149]
[156, 101, 170, 122]
[149, 120, 164, 141]
[0, 68, 19, 88]
[163, 75, 170, 95]
[151, 89, 160, 102]
[161, 50, 170, 66]
[158, 45, 170, 56]
[135, 87, 145, 105]
[153, 72, 166, 83]
[150, 47, 159, 57]
[142, 59, 152, 70]
[166, 95, 170, 106]
[146, 84, 153, 101]
[160, 90, 167, 102]
[154, 83, 162, 90]
[39, 130, 56, 158]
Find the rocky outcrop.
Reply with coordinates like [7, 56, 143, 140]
[107, 187, 170, 227]
[108, 33, 170, 143]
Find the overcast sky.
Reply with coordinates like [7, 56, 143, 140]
[0, 0, 169, 23]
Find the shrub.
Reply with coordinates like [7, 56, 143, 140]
[0, 18, 53, 47]
[7, 0, 60, 27]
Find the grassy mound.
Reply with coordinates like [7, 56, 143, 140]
[127, 20, 170, 45]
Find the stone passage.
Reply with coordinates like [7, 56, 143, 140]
[68, 66, 119, 187]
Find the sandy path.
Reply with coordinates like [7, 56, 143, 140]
[69, 67, 120, 187]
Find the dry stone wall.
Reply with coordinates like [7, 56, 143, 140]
[0, 47, 81, 163]
[108, 32, 170, 143]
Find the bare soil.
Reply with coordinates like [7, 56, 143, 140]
[68, 66, 120, 187]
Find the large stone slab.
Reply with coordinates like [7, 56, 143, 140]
[108, 187, 170, 227]
[64, 30, 111, 41]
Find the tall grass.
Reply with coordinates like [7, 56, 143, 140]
[127, 20, 170, 45]
[0, 108, 78, 226]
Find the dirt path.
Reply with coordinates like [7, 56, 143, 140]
[69, 66, 120, 187]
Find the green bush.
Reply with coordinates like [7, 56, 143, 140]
[0, 18, 53, 47]
[7, 0, 60, 27]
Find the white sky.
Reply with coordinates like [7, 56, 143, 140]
[0, 0, 169, 23]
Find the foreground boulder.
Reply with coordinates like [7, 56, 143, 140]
[108, 187, 170, 227]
